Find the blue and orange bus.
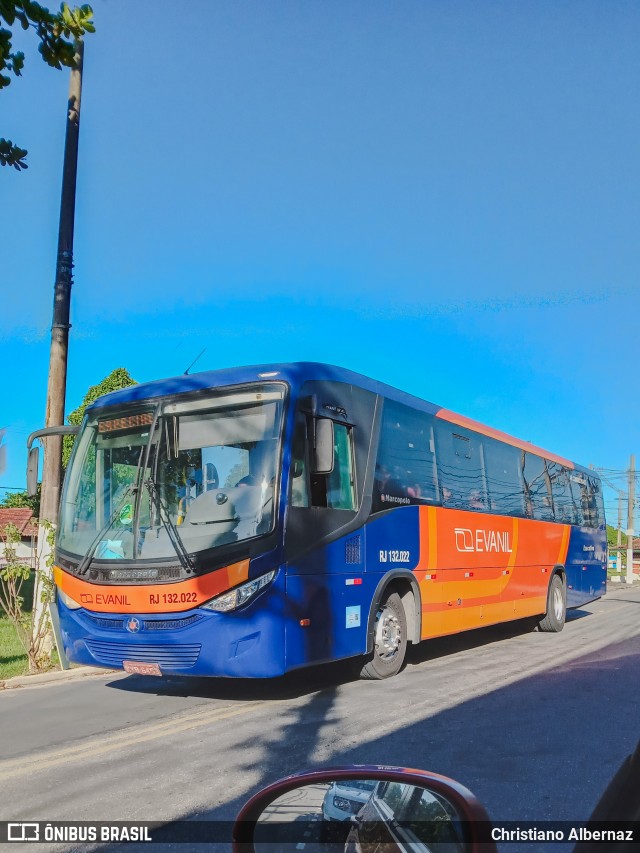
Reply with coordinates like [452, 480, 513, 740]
[41, 363, 606, 679]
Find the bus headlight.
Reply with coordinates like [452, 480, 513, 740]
[201, 571, 276, 613]
[57, 587, 82, 610]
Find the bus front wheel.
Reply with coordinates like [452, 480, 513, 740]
[538, 574, 566, 632]
[361, 591, 408, 680]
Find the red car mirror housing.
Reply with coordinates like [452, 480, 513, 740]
[231, 764, 498, 852]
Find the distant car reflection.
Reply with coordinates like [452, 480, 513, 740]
[345, 780, 466, 852]
[322, 779, 377, 822]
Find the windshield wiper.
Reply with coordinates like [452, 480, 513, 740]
[76, 486, 136, 576]
[143, 478, 196, 572]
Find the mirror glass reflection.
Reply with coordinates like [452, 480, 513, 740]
[254, 778, 469, 851]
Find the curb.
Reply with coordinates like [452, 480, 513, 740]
[0, 665, 116, 691]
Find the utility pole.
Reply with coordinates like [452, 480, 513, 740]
[591, 466, 626, 574]
[617, 491, 623, 568]
[626, 455, 635, 585]
[33, 42, 84, 666]
[40, 41, 84, 525]
[616, 492, 622, 562]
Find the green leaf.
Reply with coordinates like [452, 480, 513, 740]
[0, 2, 15, 25]
[12, 50, 24, 74]
[63, 370, 137, 468]
[0, 138, 30, 169]
[1, 1, 95, 175]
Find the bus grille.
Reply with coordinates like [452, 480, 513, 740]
[84, 614, 201, 631]
[85, 615, 125, 630]
[145, 616, 201, 630]
[85, 640, 201, 669]
[88, 567, 182, 582]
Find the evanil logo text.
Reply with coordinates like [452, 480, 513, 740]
[455, 528, 512, 553]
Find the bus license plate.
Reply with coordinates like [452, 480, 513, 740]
[123, 660, 162, 676]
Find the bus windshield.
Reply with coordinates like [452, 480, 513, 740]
[58, 384, 286, 562]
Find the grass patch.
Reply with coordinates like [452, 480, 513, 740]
[0, 571, 33, 679]
[0, 615, 29, 679]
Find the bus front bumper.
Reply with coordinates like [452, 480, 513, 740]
[56, 596, 287, 679]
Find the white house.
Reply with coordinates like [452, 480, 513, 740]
[0, 508, 37, 569]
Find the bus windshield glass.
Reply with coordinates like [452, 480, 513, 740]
[58, 385, 286, 562]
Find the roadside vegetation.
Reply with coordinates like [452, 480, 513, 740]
[0, 368, 135, 681]
[0, 569, 34, 679]
[0, 522, 56, 679]
[0, 616, 60, 680]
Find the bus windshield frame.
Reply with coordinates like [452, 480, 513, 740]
[57, 383, 287, 566]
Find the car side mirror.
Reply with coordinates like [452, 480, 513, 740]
[231, 766, 497, 852]
[313, 418, 334, 475]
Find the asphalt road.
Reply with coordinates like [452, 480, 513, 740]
[1, 584, 638, 853]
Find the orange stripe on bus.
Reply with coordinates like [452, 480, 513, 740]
[416, 507, 568, 638]
[54, 560, 251, 614]
[507, 517, 519, 570]
[435, 409, 574, 469]
[427, 506, 438, 569]
[557, 524, 571, 565]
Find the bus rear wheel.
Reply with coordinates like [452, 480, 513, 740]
[360, 591, 408, 680]
[538, 574, 566, 632]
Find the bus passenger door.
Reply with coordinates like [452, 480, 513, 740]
[284, 382, 377, 669]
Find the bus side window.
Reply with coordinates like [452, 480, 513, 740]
[569, 474, 587, 527]
[482, 437, 525, 517]
[326, 423, 357, 509]
[372, 400, 438, 514]
[523, 452, 555, 521]
[569, 472, 600, 528]
[290, 416, 310, 508]
[435, 425, 486, 511]
[590, 477, 604, 528]
[548, 462, 575, 524]
[308, 420, 357, 511]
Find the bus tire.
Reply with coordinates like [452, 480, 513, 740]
[538, 574, 566, 632]
[360, 591, 408, 680]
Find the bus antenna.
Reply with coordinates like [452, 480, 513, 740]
[184, 349, 207, 375]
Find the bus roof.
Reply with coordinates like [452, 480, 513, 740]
[88, 361, 584, 473]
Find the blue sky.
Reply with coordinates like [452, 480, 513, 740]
[1, 0, 638, 523]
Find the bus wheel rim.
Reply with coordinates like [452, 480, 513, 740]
[553, 585, 564, 621]
[375, 607, 401, 660]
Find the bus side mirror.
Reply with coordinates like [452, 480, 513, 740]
[313, 418, 334, 475]
[25, 425, 80, 497]
[27, 446, 39, 496]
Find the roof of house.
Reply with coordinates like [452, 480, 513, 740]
[610, 537, 640, 551]
[0, 508, 38, 538]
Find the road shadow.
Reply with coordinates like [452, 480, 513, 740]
[405, 610, 592, 667]
[104, 611, 598, 700]
[104, 658, 361, 702]
[565, 607, 591, 621]
[99, 630, 640, 852]
[103, 606, 597, 700]
[599, 597, 640, 604]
